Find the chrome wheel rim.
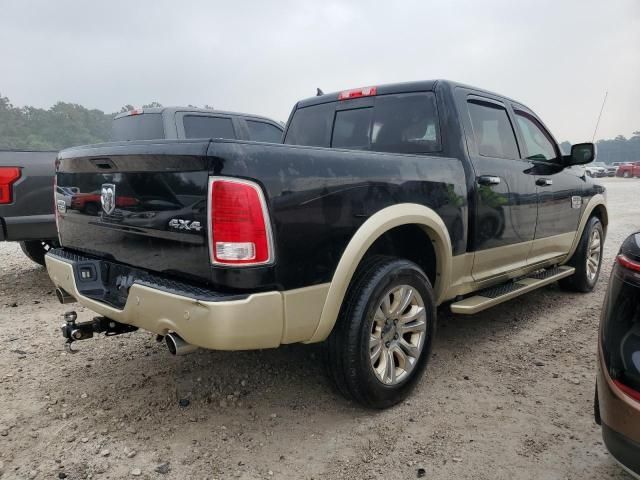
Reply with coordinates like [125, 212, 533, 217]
[369, 285, 427, 385]
[586, 228, 601, 282]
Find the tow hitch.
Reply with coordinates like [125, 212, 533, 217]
[61, 311, 137, 353]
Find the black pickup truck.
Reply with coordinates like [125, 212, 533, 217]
[0, 149, 59, 265]
[46, 80, 607, 408]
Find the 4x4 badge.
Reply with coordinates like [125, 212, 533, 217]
[168, 218, 202, 232]
[101, 183, 116, 215]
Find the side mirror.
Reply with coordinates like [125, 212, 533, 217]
[564, 142, 595, 166]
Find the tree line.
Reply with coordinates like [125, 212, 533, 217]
[0, 94, 165, 151]
[1, 93, 639, 163]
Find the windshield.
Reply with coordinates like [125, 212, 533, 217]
[111, 113, 164, 141]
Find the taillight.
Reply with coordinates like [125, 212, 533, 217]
[617, 254, 640, 273]
[613, 379, 640, 403]
[338, 86, 377, 100]
[208, 178, 273, 265]
[0, 167, 21, 204]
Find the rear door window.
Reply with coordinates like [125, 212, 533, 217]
[246, 120, 283, 143]
[467, 100, 519, 159]
[370, 93, 441, 153]
[183, 115, 236, 139]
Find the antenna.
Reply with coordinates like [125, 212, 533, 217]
[592, 91, 608, 142]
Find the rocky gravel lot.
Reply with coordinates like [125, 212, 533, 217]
[1, 177, 638, 480]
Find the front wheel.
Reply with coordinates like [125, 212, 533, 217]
[19, 240, 58, 267]
[325, 256, 436, 408]
[559, 216, 604, 292]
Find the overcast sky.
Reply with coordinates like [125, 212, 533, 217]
[1, 0, 638, 143]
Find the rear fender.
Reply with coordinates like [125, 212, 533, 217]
[562, 194, 607, 264]
[306, 203, 452, 343]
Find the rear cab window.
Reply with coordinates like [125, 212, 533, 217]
[111, 113, 164, 141]
[183, 115, 236, 139]
[284, 92, 441, 154]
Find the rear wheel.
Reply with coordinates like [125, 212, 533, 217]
[19, 240, 57, 267]
[325, 256, 436, 408]
[559, 216, 603, 292]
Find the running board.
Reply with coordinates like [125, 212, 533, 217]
[450, 266, 575, 315]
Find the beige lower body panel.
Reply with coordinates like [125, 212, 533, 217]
[527, 232, 575, 266]
[45, 255, 328, 351]
[445, 232, 579, 301]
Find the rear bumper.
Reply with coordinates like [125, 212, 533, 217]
[602, 424, 640, 478]
[45, 250, 329, 350]
[0, 214, 57, 241]
[597, 348, 640, 477]
[45, 253, 285, 351]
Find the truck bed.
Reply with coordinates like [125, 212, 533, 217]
[55, 138, 467, 292]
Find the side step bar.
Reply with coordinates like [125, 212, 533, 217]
[450, 266, 575, 315]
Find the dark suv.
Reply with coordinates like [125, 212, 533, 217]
[112, 107, 284, 143]
[596, 231, 640, 477]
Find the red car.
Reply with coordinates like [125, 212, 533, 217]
[616, 162, 640, 178]
[70, 192, 138, 215]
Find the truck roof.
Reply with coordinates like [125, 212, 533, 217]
[114, 106, 283, 125]
[296, 79, 521, 109]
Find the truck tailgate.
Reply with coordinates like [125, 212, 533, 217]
[55, 140, 212, 283]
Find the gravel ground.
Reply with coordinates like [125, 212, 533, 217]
[1, 177, 638, 480]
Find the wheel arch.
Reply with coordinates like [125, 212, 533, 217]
[306, 203, 452, 343]
[562, 194, 608, 264]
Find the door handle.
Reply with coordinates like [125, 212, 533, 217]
[536, 178, 553, 187]
[477, 175, 501, 186]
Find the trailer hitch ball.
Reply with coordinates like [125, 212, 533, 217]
[59, 311, 138, 353]
[61, 310, 82, 353]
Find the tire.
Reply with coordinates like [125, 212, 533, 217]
[325, 256, 436, 409]
[558, 216, 604, 292]
[19, 239, 57, 267]
[594, 382, 601, 425]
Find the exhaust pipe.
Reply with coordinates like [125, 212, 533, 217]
[56, 288, 77, 304]
[165, 333, 198, 356]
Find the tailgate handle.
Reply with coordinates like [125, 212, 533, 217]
[91, 158, 115, 170]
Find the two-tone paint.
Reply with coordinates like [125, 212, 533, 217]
[50, 81, 607, 348]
